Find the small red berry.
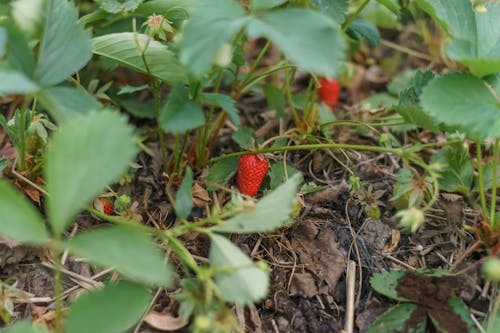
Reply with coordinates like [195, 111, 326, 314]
[237, 154, 269, 196]
[95, 197, 114, 215]
[318, 77, 341, 107]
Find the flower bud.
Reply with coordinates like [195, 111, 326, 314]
[396, 207, 425, 232]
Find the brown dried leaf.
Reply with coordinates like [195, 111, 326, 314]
[144, 311, 188, 332]
[305, 180, 349, 204]
[192, 182, 210, 207]
[289, 272, 318, 298]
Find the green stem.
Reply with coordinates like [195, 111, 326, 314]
[491, 138, 499, 226]
[240, 64, 296, 94]
[236, 40, 272, 97]
[153, 85, 169, 173]
[17, 96, 33, 171]
[53, 244, 64, 333]
[477, 141, 488, 218]
[343, 0, 371, 33]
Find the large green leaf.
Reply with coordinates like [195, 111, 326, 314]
[3, 322, 49, 333]
[247, 9, 345, 77]
[206, 156, 239, 191]
[96, 0, 143, 13]
[179, 0, 249, 76]
[36, 0, 92, 86]
[0, 181, 50, 245]
[420, 72, 500, 139]
[251, 0, 287, 11]
[65, 281, 152, 333]
[3, 23, 36, 77]
[67, 226, 173, 286]
[370, 270, 409, 301]
[429, 297, 478, 333]
[209, 233, 268, 305]
[135, 0, 196, 24]
[93, 33, 187, 84]
[367, 304, 425, 333]
[37, 86, 101, 123]
[311, 0, 348, 24]
[212, 173, 302, 233]
[201, 92, 240, 126]
[0, 70, 39, 95]
[46, 110, 138, 236]
[159, 84, 204, 134]
[415, 0, 500, 77]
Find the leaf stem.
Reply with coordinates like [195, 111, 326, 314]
[342, 0, 371, 33]
[17, 96, 33, 171]
[491, 138, 499, 226]
[53, 244, 64, 333]
[153, 84, 169, 173]
[235, 40, 272, 97]
[477, 141, 488, 218]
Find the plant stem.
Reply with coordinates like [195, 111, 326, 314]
[53, 244, 64, 333]
[477, 141, 488, 218]
[235, 40, 272, 97]
[17, 96, 33, 171]
[342, 0, 371, 33]
[491, 138, 499, 226]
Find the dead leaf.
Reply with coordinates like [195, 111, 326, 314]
[305, 180, 349, 204]
[144, 311, 188, 331]
[192, 182, 210, 207]
[382, 229, 401, 253]
[289, 272, 318, 298]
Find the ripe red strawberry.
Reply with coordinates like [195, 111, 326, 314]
[237, 154, 269, 196]
[94, 197, 114, 215]
[318, 77, 341, 107]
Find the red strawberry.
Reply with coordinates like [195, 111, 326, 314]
[318, 77, 341, 107]
[237, 154, 269, 196]
[94, 197, 114, 215]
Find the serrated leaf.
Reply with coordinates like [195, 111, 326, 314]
[93, 33, 187, 84]
[46, 110, 138, 236]
[209, 233, 268, 304]
[420, 72, 500, 139]
[37, 86, 101, 123]
[212, 173, 302, 233]
[3, 23, 35, 78]
[311, 0, 348, 24]
[367, 304, 425, 333]
[370, 270, 408, 301]
[3, 322, 49, 333]
[65, 281, 151, 333]
[179, 0, 249, 76]
[67, 225, 173, 286]
[429, 297, 478, 333]
[247, 9, 345, 77]
[269, 163, 300, 190]
[232, 126, 255, 150]
[415, 0, 500, 77]
[395, 104, 440, 133]
[201, 92, 240, 126]
[430, 144, 474, 195]
[0, 181, 50, 245]
[175, 167, 193, 220]
[97, 0, 143, 13]
[36, 0, 92, 86]
[159, 85, 204, 134]
[346, 19, 380, 46]
[0, 71, 39, 95]
[206, 156, 239, 191]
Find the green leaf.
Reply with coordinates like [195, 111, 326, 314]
[3, 23, 36, 78]
[420, 72, 500, 139]
[430, 143, 474, 195]
[159, 85, 205, 134]
[67, 225, 173, 286]
[232, 126, 255, 150]
[376, 0, 400, 14]
[37, 86, 102, 123]
[262, 83, 285, 117]
[346, 19, 381, 46]
[206, 156, 239, 191]
[370, 270, 408, 301]
[135, 0, 196, 24]
[0, 26, 6, 57]
[367, 304, 426, 333]
[3, 322, 48, 333]
[175, 166, 193, 220]
[415, 0, 500, 77]
[474, 162, 500, 192]
[36, 0, 92, 86]
[429, 297, 478, 333]
[96, 0, 143, 13]
[247, 9, 345, 77]
[117, 84, 149, 95]
[179, 0, 249, 76]
[0, 70, 39, 95]
[93, 33, 187, 84]
[113, 93, 156, 119]
[209, 233, 269, 305]
[396, 104, 439, 133]
[201, 92, 240, 126]
[212, 173, 302, 233]
[269, 163, 300, 190]
[46, 110, 138, 236]
[251, 0, 287, 11]
[312, 0, 348, 24]
[65, 280, 151, 333]
[0, 181, 50, 245]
